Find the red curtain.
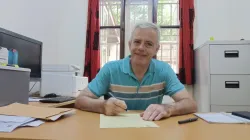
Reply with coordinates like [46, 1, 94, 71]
[84, 0, 100, 82]
[178, 0, 195, 85]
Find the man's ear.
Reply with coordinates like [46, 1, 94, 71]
[156, 44, 160, 52]
[153, 44, 160, 57]
[129, 40, 132, 51]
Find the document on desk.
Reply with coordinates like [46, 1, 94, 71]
[194, 113, 250, 124]
[29, 97, 43, 102]
[0, 115, 44, 132]
[0, 121, 26, 132]
[100, 113, 159, 128]
[21, 120, 45, 127]
[0, 103, 75, 121]
[0, 115, 34, 123]
[0, 103, 73, 132]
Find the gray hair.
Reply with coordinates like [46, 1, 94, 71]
[130, 22, 160, 44]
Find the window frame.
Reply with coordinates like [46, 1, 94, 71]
[100, 0, 180, 68]
[100, 0, 125, 59]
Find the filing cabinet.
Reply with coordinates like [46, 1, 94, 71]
[0, 66, 30, 107]
[194, 41, 250, 112]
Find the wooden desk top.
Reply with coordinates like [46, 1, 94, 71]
[29, 100, 75, 108]
[1, 110, 250, 140]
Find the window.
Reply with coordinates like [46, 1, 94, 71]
[100, 0, 124, 67]
[100, 0, 180, 72]
[157, 0, 179, 73]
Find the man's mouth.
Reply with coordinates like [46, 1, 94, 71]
[135, 53, 146, 57]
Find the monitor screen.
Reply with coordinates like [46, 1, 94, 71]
[0, 28, 42, 78]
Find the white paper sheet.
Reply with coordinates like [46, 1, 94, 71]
[0, 122, 24, 132]
[29, 97, 43, 102]
[48, 110, 75, 121]
[0, 118, 35, 132]
[194, 113, 250, 124]
[100, 113, 159, 128]
[0, 115, 39, 132]
[21, 120, 45, 127]
[0, 115, 34, 123]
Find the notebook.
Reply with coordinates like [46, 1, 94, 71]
[194, 112, 250, 124]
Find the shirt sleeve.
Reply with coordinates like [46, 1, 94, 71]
[164, 65, 185, 96]
[88, 63, 111, 97]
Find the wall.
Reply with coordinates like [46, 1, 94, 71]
[166, 0, 250, 101]
[194, 0, 250, 48]
[0, 0, 88, 72]
[0, 0, 88, 94]
[192, 0, 250, 105]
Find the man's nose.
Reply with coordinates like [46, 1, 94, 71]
[138, 43, 145, 50]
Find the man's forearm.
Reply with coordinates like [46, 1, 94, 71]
[75, 96, 105, 114]
[165, 98, 197, 117]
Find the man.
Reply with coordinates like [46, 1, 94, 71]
[75, 22, 197, 121]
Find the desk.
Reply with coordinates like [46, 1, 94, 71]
[0, 110, 250, 140]
[29, 100, 75, 108]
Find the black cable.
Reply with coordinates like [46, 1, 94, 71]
[29, 81, 37, 92]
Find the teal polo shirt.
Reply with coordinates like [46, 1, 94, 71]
[88, 56, 185, 110]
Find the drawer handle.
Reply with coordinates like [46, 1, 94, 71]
[224, 50, 239, 58]
[225, 81, 240, 88]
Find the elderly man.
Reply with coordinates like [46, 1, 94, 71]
[75, 22, 197, 121]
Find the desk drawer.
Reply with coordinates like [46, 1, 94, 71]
[210, 45, 250, 74]
[211, 75, 250, 105]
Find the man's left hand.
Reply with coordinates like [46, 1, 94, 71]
[140, 104, 172, 121]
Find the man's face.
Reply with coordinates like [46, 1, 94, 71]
[129, 28, 159, 66]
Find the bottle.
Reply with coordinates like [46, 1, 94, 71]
[8, 49, 19, 65]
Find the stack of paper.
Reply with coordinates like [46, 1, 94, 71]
[194, 113, 250, 124]
[0, 115, 44, 132]
[0, 103, 75, 132]
[0, 103, 75, 121]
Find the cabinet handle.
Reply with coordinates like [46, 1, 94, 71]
[224, 50, 239, 58]
[225, 81, 240, 88]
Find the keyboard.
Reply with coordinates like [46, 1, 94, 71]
[39, 96, 75, 103]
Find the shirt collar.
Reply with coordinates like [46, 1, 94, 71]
[122, 55, 155, 74]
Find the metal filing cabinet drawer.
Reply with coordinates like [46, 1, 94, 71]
[211, 75, 250, 106]
[210, 45, 250, 74]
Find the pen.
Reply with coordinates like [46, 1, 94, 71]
[178, 117, 198, 124]
[108, 92, 127, 111]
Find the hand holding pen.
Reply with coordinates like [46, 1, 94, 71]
[103, 92, 127, 116]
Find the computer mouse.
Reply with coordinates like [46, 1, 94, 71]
[44, 93, 58, 98]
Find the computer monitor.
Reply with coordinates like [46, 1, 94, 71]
[0, 27, 42, 79]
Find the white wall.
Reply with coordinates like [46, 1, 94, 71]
[0, 0, 88, 94]
[194, 0, 250, 48]
[0, 0, 88, 72]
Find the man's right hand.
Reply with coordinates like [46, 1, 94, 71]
[103, 97, 127, 116]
